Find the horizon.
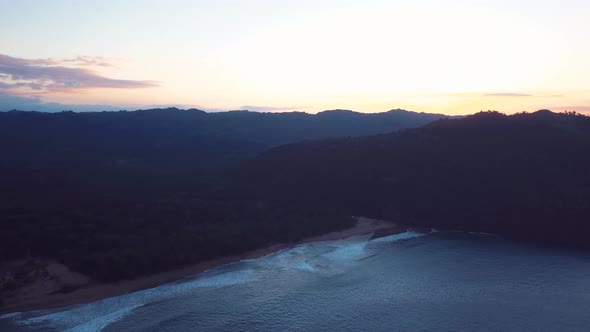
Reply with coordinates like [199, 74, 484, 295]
[1, 0, 589, 115]
[1, 105, 579, 117]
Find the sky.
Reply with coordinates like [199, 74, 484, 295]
[0, 0, 589, 115]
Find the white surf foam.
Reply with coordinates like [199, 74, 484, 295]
[259, 246, 311, 270]
[370, 230, 429, 243]
[293, 261, 316, 271]
[0, 312, 22, 320]
[15, 268, 253, 331]
[320, 241, 369, 262]
[63, 305, 141, 332]
[256, 235, 374, 272]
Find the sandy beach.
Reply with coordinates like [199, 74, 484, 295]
[0, 217, 401, 315]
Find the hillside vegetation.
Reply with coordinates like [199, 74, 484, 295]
[225, 110, 590, 249]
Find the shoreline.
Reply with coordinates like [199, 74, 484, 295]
[0, 217, 402, 315]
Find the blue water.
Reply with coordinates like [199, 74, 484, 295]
[2, 231, 590, 331]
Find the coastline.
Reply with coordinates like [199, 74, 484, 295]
[0, 217, 401, 315]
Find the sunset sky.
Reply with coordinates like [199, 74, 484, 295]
[1, 0, 589, 115]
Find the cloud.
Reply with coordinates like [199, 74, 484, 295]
[0, 53, 158, 94]
[433, 92, 533, 98]
[483, 93, 533, 97]
[0, 54, 114, 68]
[61, 56, 114, 67]
[0, 81, 44, 90]
[437, 92, 564, 99]
[239, 105, 309, 112]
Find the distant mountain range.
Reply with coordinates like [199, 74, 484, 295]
[0, 107, 452, 171]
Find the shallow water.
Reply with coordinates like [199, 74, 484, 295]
[2, 231, 590, 331]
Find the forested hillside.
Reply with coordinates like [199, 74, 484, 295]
[1, 108, 445, 283]
[224, 110, 590, 249]
[0, 107, 447, 171]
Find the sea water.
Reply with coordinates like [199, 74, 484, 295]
[2, 231, 590, 331]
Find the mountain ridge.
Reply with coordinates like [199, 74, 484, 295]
[0, 107, 452, 171]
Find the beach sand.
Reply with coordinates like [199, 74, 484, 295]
[0, 217, 401, 315]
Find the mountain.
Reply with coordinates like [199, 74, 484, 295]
[0, 107, 450, 172]
[222, 110, 590, 249]
[0, 107, 449, 284]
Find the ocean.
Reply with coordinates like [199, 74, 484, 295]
[2, 231, 590, 331]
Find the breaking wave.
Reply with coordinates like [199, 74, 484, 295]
[10, 269, 253, 331]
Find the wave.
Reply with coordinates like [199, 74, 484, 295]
[12, 269, 253, 331]
[319, 241, 369, 262]
[63, 305, 141, 332]
[0, 312, 22, 320]
[370, 230, 431, 243]
[293, 261, 316, 271]
[254, 231, 432, 274]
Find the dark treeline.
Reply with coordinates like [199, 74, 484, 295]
[223, 110, 590, 249]
[0, 188, 351, 282]
[0, 149, 354, 282]
[1, 108, 446, 283]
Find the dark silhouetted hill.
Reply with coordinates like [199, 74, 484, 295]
[0, 107, 449, 172]
[223, 110, 590, 249]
